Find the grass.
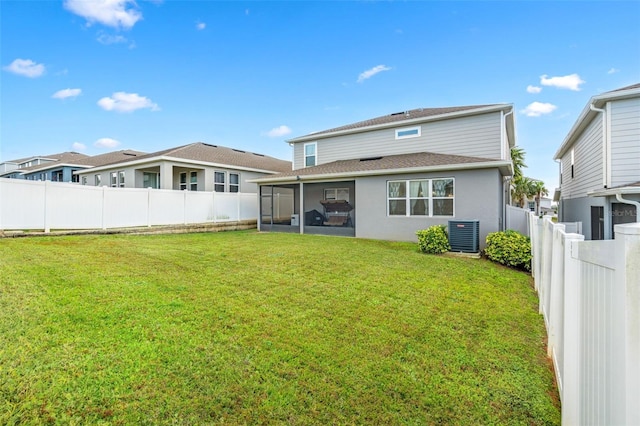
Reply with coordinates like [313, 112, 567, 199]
[0, 231, 560, 425]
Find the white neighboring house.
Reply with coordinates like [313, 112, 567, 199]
[554, 83, 640, 240]
[75, 142, 292, 193]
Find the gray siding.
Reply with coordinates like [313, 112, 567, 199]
[354, 168, 502, 247]
[293, 112, 504, 170]
[610, 98, 640, 187]
[560, 115, 603, 199]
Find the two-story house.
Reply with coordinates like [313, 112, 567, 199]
[554, 83, 640, 240]
[253, 104, 515, 246]
[75, 142, 292, 193]
[0, 152, 89, 180]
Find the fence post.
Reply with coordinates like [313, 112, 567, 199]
[561, 233, 584, 426]
[548, 223, 566, 358]
[147, 187, 152, 227]
[212, 190, 217, 223]
[101, 186, 107, 230]
[614, 223, 640, 426]
[183, 190, 188, 225]
[44, 180, 50, 233]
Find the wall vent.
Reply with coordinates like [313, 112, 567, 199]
[448, 220, 480, 253]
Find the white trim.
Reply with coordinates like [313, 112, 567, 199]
[395, 126, 421, 140]
[249, 160, 512, 184]
[387, 177, 455, 217]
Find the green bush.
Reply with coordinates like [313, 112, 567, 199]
[416, 225, 451, 254]
[484, 230, 532, 271]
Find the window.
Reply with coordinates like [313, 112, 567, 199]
[570, 149, 575, 178]
[143, 172, 159, 189]
[52, 170, 63, 182]
[110, 172, 118, 187]
[395, 126, 421, 140]
[229, 173, 240, 193]
[214, 171, 225, 192]
[118, 171, 125, 188]
[387, 178, 454, 217]
[81, 176, 87, 185]
[190, 171, 198, 191]
[72, 173, 80, 183]
[324, 188, 349, 202]
[304, 142, 317, 167]
[95, 174, 102, 186]
[179, 172, 188, 190]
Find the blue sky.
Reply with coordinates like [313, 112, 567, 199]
[1, 1, 639, 193]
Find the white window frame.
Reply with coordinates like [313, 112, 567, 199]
[214, 171, 226, 192]
[110, 172, 118, 187]
[118, 171, 125, 188]
[95, 174, 102, 186]
[229, 172, 240, 193]
[304, 142, 317, 167]
[395, 126, 421, 140]
[387, 178, 454, 217]
[179, 172, 188, 190]
[81, 176, 87, 185]
[190, 171, 198, 191]
[324, 188, 349, 202]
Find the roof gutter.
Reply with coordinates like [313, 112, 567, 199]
[249, 160, 512, 184]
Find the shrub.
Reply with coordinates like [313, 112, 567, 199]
[416, 225, 450, 254]
[484, 230, 532, 271]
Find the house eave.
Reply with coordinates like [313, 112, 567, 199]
[75, 155, 282, 175]
[250, 161, 512, 184]
[588, 186, 640, 197]
[554, 85, 640, 160]
[287, 104, 514, 144]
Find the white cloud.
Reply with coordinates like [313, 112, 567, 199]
[527, 85, 542, 94]
[521, 102, 557, 117]
[196, 22, 206, 30]
[540, 73, 585, 91]
[64, 0, 142, 29]
[94, 137, 121, 148]
[72, 142, 87, 151]
[52, 88, 82, 99]
[607, 68, 619, 75]
[97, 33, 128, 45]
[357, 65, 391, 83]
[266, 125, 292, 138]
[97, 92, 160, 113]
[3, 58, 45, 78]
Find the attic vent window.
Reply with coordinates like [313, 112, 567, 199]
[123, 152, 137, 156]
[395, 126, 421, 140]
[203, 143, 218, 148]
[253, 153, 265, 157]
[390, 111, 404, 116]
[360, 156, 382, 162]
[233, 149, 246, 153]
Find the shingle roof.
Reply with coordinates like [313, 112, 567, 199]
[16, 152, 91, 172]
[255, 151, 509, 182]
[605, 83, 640, 93]
[80, 150, 147, 167]
[96, 142, 292, 173]
[293, 104, 501, 139]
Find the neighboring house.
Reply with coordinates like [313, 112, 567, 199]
[554, 83, 640, 240]
[0, 152, 89, 180]
[75, 142, 292, 193]
[0, 151, 147, 183]
[252, 104, 515, 246]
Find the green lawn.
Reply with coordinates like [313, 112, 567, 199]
[0, 231, 559, 425]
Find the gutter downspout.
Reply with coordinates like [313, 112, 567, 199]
[502, 109, 514, 231]
[502, 109, 514, 161]
[615, 193, 640, 212]
[590, 103, 609, 188]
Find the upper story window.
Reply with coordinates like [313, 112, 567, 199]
[190, 171, 198, 191]
[395, 126, 421, 140]
[570, 148, 575, 178]
[304, 142, 317, 167]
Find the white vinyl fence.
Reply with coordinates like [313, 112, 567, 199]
[505, 204, 530, 235]
[0, 179, 258, 232]
[529, 214, 640, 425]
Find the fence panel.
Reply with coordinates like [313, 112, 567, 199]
[0, 179, 258, 231]
[530, 212, 640, 426]
[506, 205, 530, 235]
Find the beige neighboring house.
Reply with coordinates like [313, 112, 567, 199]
[75, 142, 292, 193]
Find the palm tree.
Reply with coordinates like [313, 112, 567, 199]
[529, 180, 549, 216]
[511, 175, 533, 208]
[510, 146, 527, 179]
